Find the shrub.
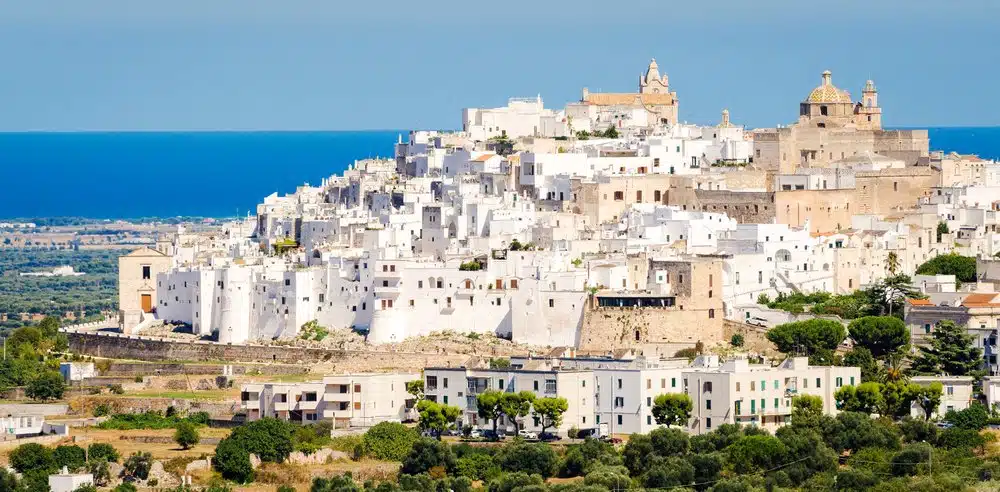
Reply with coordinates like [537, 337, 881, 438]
[108, 384, 125, 395]
[93, 403, 111, 417]
[113, 483, 137, 492]
[88, 443, 120, 463]
[226, 418, 294, 463]
[9, 443, 56, 474]
[360, 422, 418, 461]
[53, 445, 87, 472]
[123, 452, 153, 481]
[730, 334, 745, 347]
[212, 438, 253, 483]
[401, 438, 455, 476]
[495, 442, 558, 478]
[455, 453, 500, 482]
[25, 371, 66, 400]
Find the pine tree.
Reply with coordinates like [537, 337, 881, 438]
[910, 320, 982, 376]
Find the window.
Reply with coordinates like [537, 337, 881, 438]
[636, 190, 642, 202]
[661, 379, 666, 389]
[647, 379, 651, 390]
[443, 378, 448, 389]
[354, 402, 361, 410]
[498, 379, 505, 390]
[679, 274, 684, 284]
[850, 377, 855, 386]
[706, 417, 712, 429]
[708, 309, 715, 319]
[617, 415, 623, 426]
[706, 399, 712, 410]
[443, 396, 449, 404]
[751, 381, 756, 391]
[534, 381, 539, 391]
[654, 190, 662, 201]
[735, 401, 741, 415]
[549, 299, 554, 308]
[773, 380, 778, 390]
[815, 378, 821, 388]
[142, 265, 151, 280]
[646, 397, 652, 407]
[947, 385, 954, 396]
[736, 382, 741, 392]
[760, 380, 765, 392]
[774, 397, 779, 409]
[647, 415, 652, 425]
[614, 191, 624, 201]
[614, 397, 624, 408]
[617, 379, 623, 389]
[354, 384, 362, 392]
[671, 378, 676, 388]
[835, 377, 843, 387]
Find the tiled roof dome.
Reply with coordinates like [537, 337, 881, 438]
[807, 70, 853, 104]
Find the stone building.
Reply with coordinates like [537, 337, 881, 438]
[118, 247, 171, 334]
[753, 70, 929, 173]
[577, 255, 725, 353]
[567, 59, 680, 130]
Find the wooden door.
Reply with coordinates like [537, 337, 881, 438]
[141, 294, 152, 313]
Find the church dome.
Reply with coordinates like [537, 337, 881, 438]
[806, 70, 852, 104]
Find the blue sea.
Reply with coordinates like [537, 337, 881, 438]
[0, 127, 998, 219]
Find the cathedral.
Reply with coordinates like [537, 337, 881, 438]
[575, 59, 679, 128]
[754, 70, 928, 173]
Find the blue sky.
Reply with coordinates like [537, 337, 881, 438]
[1, 0, 997, 131]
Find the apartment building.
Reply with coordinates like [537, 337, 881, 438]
[910, 376, 975, 418]
[240, 372, 419, 428]
[422, 366, 595, 435]
[683, 357, 859, 435]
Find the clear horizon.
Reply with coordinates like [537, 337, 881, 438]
[1, 0, 998, 131]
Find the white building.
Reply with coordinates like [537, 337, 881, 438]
[910, 376, 974, 418]
[48, 469, 92, 492]
[423, 366, 595, 435]
[240, 372, 419, 428]
[463, 97, 568, 141]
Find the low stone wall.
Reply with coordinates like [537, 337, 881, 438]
[104, 362, 306, 377]
[69, 396, 241, 418]
[68, 332, 470, 371]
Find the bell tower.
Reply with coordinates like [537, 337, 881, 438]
[855, 79, 882, 130]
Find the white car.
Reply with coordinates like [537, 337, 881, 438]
[518, 429, 538, 440]
[746, 317, 768, 328]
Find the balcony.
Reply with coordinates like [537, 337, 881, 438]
[298, 399, 321, 411]
[242, 400, 260, 410]
[273, 401, 290, 411]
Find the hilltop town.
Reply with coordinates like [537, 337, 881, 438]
[6, 60, 1000, 492]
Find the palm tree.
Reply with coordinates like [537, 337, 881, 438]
[885, 252, 900, 276]
[881, 351, 907, 383]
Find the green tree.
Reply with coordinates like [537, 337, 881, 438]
[835, 382, 883, 414]
[87, 459, 111, 487]
[910, 320, 982, 376]
[897, 416, 938, 444]
[123, 452, 152, 481]
[621, 434, 655, 476]
[726, 435, 787, 474]
[843, 347, 880, 383]
[310, 473, 361, 492]
[174, 421, 200, 449]
[791, 395, 824, 427]
[864, 274, 921, 317]
[602, 126, 619, 139]
[212, 439, 253, 483]
[651, 393, 693, 427]
[915, 382, 943, 420]
[878, 381, 921, 419]
[405, 380, 424, 401]
[642, 456, 694, 488]
[225, 417, 294, 463]
[455, 453, 500, 482]
[650, 427, 689, 456]
[847, 316, 909, 359]
[416, 399, 461, 438]
[25, 370, 65, 400]
[476, 390, 505, 438]
[730, 333, 745, 347]
[9, 443, 55, 474]
[401, 438, 455, 475]
[487, 472, 543, 492]
[87, 443, 120, 463]
[916, 253, 976, 283]
[53, 445, 86, 472]
[766, 319, 845, 356]
[495, 442, 558, 478]
[945, 403, 989, 430]
[112, 483, 137, 492]
[360, 422, 418, 461]
[499, 391, 536, 435]
[531, 397, 568, 436]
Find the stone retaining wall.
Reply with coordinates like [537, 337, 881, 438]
[68, 332, 470, 371]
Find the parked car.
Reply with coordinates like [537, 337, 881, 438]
[936, 421, 954, 429]
[518, 429, 539, 440]
[746, 316, 768, 327]
[467, 429, 483, 439]
[600, 435, 623, 444]
[539, 432, 561, 441]
[482, 429, 502, 441]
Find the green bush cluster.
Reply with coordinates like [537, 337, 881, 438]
[98, 410, 211, 430]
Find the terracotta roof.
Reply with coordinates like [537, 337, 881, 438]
[962, 293, 1000, 307]
[583, 92, 675, 106]
[471, 153, 496, 162]
[906, 298, 933, 306]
